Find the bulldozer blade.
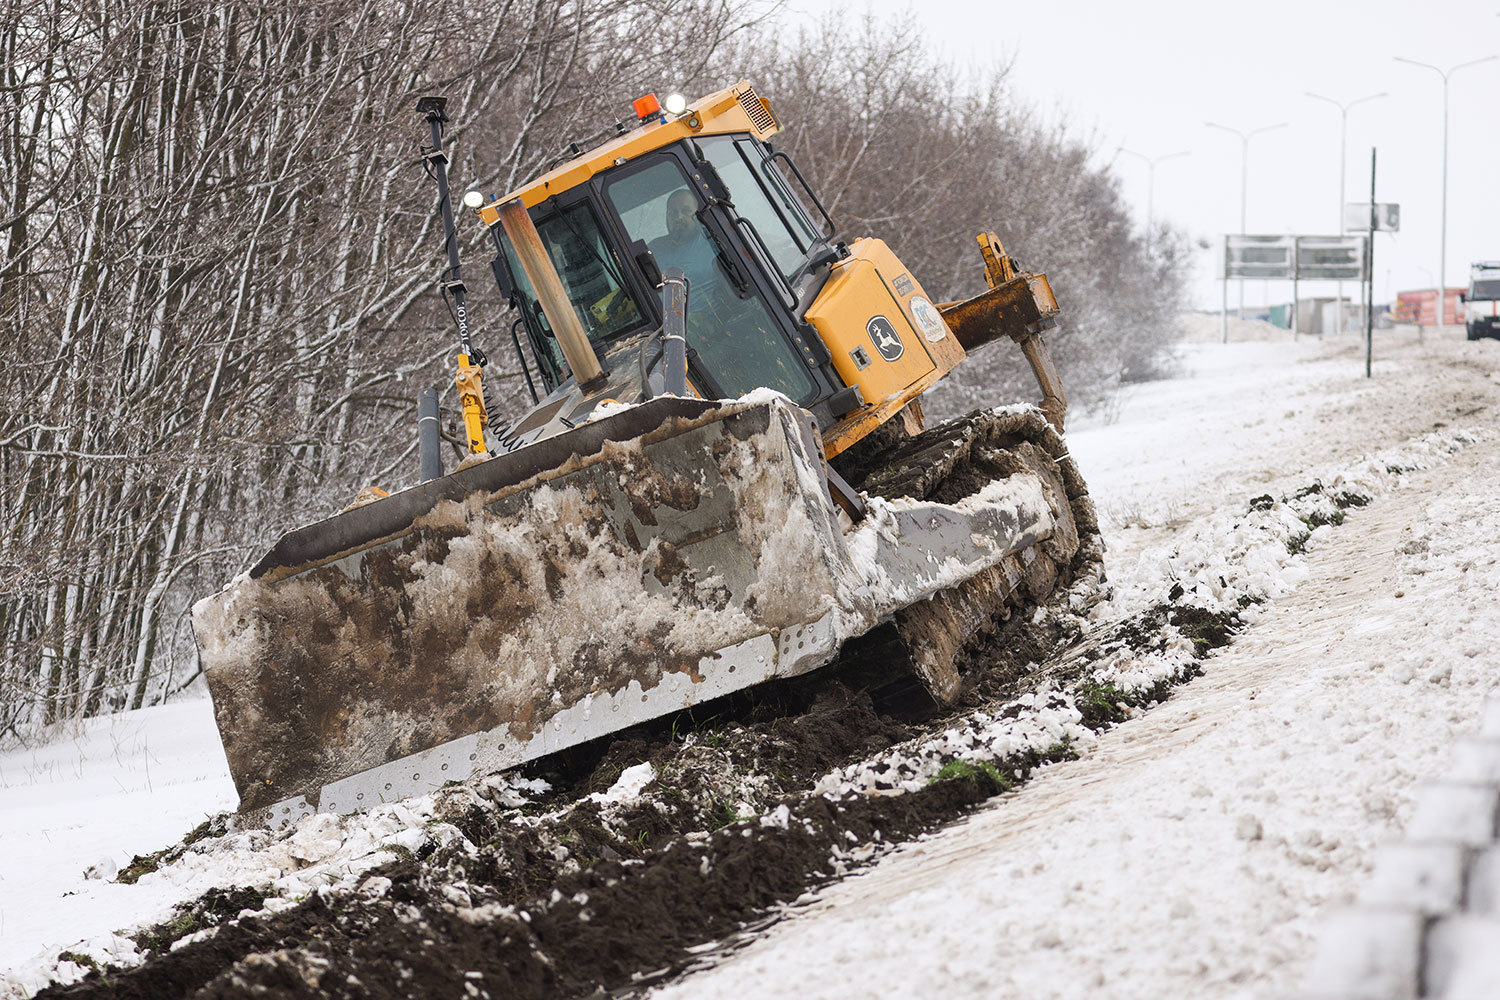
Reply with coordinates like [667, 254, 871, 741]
[193, 395, 1059, 829]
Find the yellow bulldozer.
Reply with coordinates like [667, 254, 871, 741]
[191, 83, 1100, 829]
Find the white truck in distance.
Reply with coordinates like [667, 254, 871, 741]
[1465, 261, 1500, 340]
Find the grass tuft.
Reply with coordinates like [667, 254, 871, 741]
[930, 758, 1011, 793]
[1074, 680, 1132, 727]
[56, 951, 100, 972]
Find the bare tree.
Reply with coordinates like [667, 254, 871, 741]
[0, 0, 773, 741]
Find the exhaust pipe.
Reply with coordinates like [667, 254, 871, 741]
[418, 388, 442, 482]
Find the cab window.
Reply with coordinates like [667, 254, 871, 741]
[604, 156, 816, 403]
[697, 135, 822, 284]
[500, 201, 644, 383]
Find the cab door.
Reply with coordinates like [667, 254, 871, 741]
[602, 153, 817, 404]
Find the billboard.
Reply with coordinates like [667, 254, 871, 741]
[1225, 235, 1294, 279]
[1395, 288, 1462, 326]
[1224, 235, 1367, 281]
[1296, 236, 1366, 281]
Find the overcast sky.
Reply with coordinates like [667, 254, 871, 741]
[788, 0, 1500, 309]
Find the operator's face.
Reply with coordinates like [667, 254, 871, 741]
[666, 192, 697, 241]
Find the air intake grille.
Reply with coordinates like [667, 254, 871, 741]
[737, 87, 776, 134]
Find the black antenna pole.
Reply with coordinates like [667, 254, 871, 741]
[419, 96, 484, 368]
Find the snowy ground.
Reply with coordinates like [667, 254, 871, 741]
[650, 326, 1500, 999]
[3, 323, 1498, 996]
[0, 703, 236, 976]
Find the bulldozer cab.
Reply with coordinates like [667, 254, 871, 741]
[474, 83, 989, 457]
[603, 147, 818, 402]
[488, 122, 849, 413]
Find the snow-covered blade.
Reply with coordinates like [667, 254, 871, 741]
[193, 395, 1062, 829]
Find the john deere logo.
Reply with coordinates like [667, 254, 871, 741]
[867, 316, 904, 362]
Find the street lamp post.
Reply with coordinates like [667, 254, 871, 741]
[1206, 120, 1287, 319]
[1395, 54, 1498, 330]
[1118, 148, 1189, 253]
[1305, 90, 1385, 333]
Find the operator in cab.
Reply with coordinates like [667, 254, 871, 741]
[649, 189, 721, 292]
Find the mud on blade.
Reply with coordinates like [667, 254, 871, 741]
[194, 396, 1061, 829]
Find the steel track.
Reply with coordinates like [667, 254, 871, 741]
[848, 407, 1103, 704]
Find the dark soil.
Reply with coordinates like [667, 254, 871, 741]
[43, 770, 1042, 1000]
[38, 590, 1243, 1000]
[40, 466, 1286, 1000]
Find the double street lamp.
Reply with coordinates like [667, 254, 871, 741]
[1118, 148, 1189, 253]
[1206, 120, 1287, 318]
[1305, 90, 1385, 333]
[1394, 54, 1497, 329]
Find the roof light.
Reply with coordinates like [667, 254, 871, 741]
[663, 92, 688, 115]
[632, 93, 662, 121]
[462, 190, 485, 210]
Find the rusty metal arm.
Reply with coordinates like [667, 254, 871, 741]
[938, 233, 1068, 433]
